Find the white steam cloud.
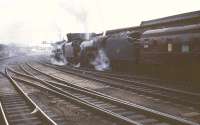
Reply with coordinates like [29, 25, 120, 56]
[50, 41, 67, 66]
[90, 49, 110, 71]
[50, 57, 67, 66]
[59, 0, 89, 33]
[80, 37, 110, 71]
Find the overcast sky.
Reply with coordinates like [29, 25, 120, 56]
[0, 0, 199, 45]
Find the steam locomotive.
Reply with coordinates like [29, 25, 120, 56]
[52, 10, 200, 73]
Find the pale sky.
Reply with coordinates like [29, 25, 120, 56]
[0, 0, 199, 45]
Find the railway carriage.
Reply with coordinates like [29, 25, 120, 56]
[139, 24, 200, 65]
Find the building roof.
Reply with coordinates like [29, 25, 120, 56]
[142, 24, 200, 37]
[141, 10, 200, 27]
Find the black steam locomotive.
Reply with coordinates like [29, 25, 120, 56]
[52, 10, 200, 75]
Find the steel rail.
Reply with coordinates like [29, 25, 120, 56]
[0, 56, 18, 62]
[0, 72, 9, 125]
[9, 72, 142, 125]
[8, 65, 200, 125]
[0, 101, 9, 125]
[33, 62, 200, 109]
[5, 68, 57, 125]
[41, 62, 200, 97]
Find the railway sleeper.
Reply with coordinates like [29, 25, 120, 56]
[9, 116, 41, 124]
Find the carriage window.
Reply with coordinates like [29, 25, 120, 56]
[182, 44, 190, 53]
[168, 43, 172, 52]
[144, 44, 149, 48]
[144, 39, 149, 48]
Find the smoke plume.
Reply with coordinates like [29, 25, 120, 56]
[50, 57, 67, 66]
[50, 41, 67, 66]
[90, 49, 110, 71]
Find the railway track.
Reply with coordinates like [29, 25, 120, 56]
[6, 70, 114, 125]
[0, 56, 18, 62]
[8, 67, 132, 125]
[40, 61, 190, 86]
[27, 62, 200, 123]
[0, 72, 57, 125]
[45, 62, 200, 93]
[60, 65, 190, 86]
[37, 62, 200, 110]
[66, 66, 199, 92]
[6, 64, 200, 125]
